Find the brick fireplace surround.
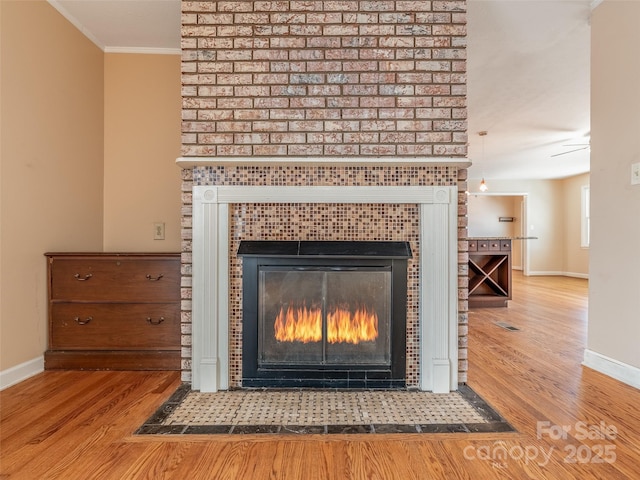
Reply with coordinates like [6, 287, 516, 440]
[178, 0, 470, 393]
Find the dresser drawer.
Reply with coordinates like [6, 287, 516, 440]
[477, 241, 490, 252]
[468, 240, 477, 252]
[489, 240, 501, 251]
[50, 257, 180, 302]
[500, 240, 512, 251]
[50, 303, 180, 350]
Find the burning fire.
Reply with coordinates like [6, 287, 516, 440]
[274, 303, 378, 344]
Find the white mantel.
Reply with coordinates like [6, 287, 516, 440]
[177, 156, 471, 168]
[190, 184, 459, 393]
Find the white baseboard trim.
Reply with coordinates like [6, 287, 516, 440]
[527, 271, 565, 276]
[0, 356, 45, 391]
[583, 349, 640, 390]
[527, 271, 588, 279]
[564, 272, 589, 279]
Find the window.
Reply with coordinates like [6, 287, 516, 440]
[581, 185, 590, 247]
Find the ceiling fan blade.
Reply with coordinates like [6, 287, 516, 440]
[551, 146, 590, 157]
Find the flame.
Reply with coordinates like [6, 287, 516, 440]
[274, 303, 378, 344]
[327, 305, 378, 344]
[274, 304, 322, 343]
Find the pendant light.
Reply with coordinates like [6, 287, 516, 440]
[478, 131, 488, 192]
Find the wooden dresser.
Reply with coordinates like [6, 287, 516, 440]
[468, 238, 512, 308]
[45, 252, 181, 370]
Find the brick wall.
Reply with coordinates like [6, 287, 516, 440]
[181, 0, 467, 158]
[179, 0, 469, 386]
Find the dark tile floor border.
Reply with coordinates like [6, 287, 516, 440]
[135, 383, 515, 435]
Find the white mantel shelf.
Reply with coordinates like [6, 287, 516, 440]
[176, 156, 471, 168]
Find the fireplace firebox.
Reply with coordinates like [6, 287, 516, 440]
[238, 241, 411, 388]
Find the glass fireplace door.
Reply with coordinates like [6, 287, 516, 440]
[258, 267, 391, 367]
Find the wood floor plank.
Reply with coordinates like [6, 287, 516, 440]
[1, 371, 180, 478]
[1, 273, 639, 479]
[162, 442, 238, 480]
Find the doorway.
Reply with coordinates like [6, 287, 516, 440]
[467, 193, 529, 275]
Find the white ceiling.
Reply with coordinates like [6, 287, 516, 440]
[49, 0, 181, 52]
[49, 0, 593, 180]
[467, 0, 592, 180]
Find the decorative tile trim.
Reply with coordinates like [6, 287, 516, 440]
[135, 383, 514, 435]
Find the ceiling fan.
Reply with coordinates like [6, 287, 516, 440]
[551, 142, 590, 157]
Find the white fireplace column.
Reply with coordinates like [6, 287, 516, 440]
[191, 184, 459, 393]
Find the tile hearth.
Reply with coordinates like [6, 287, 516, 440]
[136, 384, 514, 435]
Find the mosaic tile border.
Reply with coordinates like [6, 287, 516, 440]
[135, 384, 514, 435]
[227, 203, 421, 388]
[192, 165, 460, 187]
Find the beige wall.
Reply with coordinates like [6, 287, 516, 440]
[467, 194, 519, 238]
[467, 176, 590, 276]
[1, 2, 182, 378]
[467, 194, 522, 268]
[467, 178, 565, 275]
[103, 54, 181, 252]
[588, 1, 640, 372]
[0, 1, 104, 371]
[561, 173, 590, 277]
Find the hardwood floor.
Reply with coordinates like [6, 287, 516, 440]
[2, 273, 639, 479]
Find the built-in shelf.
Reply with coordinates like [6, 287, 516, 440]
[468, 239, 512, 308]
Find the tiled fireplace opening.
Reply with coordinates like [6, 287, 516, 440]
[227, 201, 422, 389]
[238, 240, 411, 388]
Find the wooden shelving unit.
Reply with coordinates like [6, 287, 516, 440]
[468, 239, 512, 308]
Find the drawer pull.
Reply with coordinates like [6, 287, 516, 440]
[74, 273, 93, 281]
[74, 316, 92, 325]
[146, 317, 165, 325]
[145, 274, 164, 281]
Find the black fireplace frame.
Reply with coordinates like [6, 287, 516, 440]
[238, 241, 411, 388]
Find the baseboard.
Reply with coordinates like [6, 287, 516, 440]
[583, 349, 640, 390]
[0, 356, 44, 391]
[527, 271, 589, 279]
[527, 271, 565, 276]
[563, 272, 589, 279]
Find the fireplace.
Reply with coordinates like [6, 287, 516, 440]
[239, 241, 411, 388]
[180, 0, 469, 393]
[189, 183, 461, 393]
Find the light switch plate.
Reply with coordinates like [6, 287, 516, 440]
[154, 222, 165, 240]
[632, 162, 640, 185]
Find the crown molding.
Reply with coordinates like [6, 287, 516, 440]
[48, 0, 104, 50]
[105, 47, 181, 55]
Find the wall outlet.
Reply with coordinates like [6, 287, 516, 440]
[154, 222, 165, 240]
[632, 162, 640, 186]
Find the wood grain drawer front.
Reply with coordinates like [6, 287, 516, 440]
[468, 241, 477, 252]
[501, 240, 512, 251]
[50, 258, 180, 302]
[489, 241, 501, 251]
[50, 303, 180, 350]
[477, 241, 489, 252]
